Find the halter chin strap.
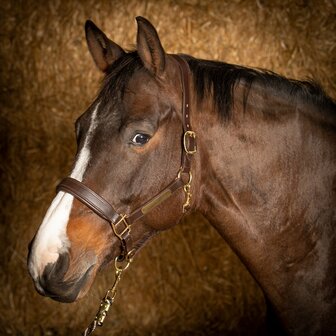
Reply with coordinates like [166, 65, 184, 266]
[56, 54, 196, 255]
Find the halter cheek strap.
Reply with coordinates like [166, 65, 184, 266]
[56, 54, 196, 255]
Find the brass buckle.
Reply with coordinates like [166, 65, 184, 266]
[183, 131, 197, 154]
[112, 214, 130, 240]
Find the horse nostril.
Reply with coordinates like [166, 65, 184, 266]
[40, 252, 69, 284]
[38, 253, 72, 298]
[36, 252, 94, 303]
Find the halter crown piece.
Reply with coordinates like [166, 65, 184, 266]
[56, 55, 197, 335]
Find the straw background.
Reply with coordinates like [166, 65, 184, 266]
[1, 0, 335, 335]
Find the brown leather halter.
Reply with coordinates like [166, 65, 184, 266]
[56, 55, 196, 258]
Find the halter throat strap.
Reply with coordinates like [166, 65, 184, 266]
[56, 54, 196, 247]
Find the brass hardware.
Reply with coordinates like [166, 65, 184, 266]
[177, 169, 193, 213]
[82, 250, 134, 336]
[96, 297, 113, 326]
[183, 130, 197, 154]
[182, 183, 192, 213]
[111, 214, 130, 240]
[115, 249, 134, 272]
[141, 189, 173, 214]
[178, 169, 192, 185]
[178, 170, 193, 213]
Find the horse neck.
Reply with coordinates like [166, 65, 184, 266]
[192, 81, 336, 334]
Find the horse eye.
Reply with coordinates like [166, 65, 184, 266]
[131, 133, 151, 146]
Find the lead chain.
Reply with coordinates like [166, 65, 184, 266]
[82, 253, 133, 336]
[182, 183, 192, 213]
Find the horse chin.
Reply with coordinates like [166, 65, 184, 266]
[71, 266, 97, 301]
[68, 250, 117, 302]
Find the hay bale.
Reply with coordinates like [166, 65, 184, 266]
[0, 0, 334, 335]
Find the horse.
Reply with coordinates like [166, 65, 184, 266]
[27, 17, 336, 335]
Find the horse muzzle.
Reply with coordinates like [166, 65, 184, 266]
[29, 252, 96, 303]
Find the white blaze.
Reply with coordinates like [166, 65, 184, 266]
[29, 104, 99, 279]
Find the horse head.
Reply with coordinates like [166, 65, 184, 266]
[28, 17, 198, 303]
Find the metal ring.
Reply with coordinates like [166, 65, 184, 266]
[177, 169, 192, 185]
[114, 249, 135, 272]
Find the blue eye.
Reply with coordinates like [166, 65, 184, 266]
[131, 133, 151, 146]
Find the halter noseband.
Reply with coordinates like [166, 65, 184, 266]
[56, 55, 196, 258]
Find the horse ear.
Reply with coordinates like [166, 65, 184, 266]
[136, 16, 166, 76]
[85, 20, 125, 72]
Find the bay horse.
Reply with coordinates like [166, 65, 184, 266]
[28, 17, 336, 335]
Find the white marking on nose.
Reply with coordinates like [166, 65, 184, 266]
[29, 104, 99, 279]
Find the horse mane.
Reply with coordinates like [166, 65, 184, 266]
[185, 55, 336, 120]
[99, 51, 335, 122]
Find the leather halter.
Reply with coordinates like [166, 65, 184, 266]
[56, 55, 196, 256]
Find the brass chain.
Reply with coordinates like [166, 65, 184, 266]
[182, 183, 192, 213]
[179, 170, 192, 213]
[82, 251, 134, 336]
